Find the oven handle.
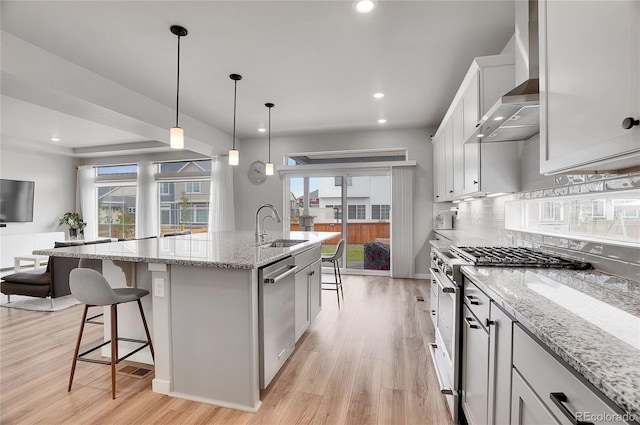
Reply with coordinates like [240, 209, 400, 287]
[428, 343, 459, 396]
[433, 269, 457, 294]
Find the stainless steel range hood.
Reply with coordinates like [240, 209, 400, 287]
[473, 0, 540, 143]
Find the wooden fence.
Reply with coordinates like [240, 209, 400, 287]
[290, 222, 390, 245]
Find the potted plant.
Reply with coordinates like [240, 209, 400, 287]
[58, 212, 86, 240]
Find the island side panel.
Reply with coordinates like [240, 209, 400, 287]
[169, 265, 261, 412]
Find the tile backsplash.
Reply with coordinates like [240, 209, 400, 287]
[433, 138, 640, 282]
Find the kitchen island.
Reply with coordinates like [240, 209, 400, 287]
[34, 230, 339, 412]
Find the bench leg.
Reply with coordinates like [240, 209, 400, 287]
[7, 294, 10, 304]
[50, 298, 54, 309]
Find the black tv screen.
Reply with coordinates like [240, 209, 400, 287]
[0, 179, 35, 222]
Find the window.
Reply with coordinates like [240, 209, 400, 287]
[185, 182, 201, 193]
[159, 182, 171, 194]
[96, 164, 137, 176]
[348, 204, 366, 220]
[158, 180, 210, 234]
[334, 176, 352, 187]
[372, 204, 390, 220]
[97, 185, 137, 239]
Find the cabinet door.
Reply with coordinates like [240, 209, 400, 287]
[444, 119, 455, 200]
[540, 0, 640, 174]
[433, 134, 446, 202]
[463, 71, 480, 141]
[488, 302, 514, 425]
[294, 265, 310, 342]
[511, 369, 561, 425]
[452, 104, 465, 197]
[309, 259, 321, 320]
[462, 305, 490, 425]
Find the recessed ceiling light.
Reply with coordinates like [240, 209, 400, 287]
[355, 0, 375, 13]
[258, 128, 266, 133]
[50, 137, 60, 142]
[378, 119, 387, 124]
[477, 134, 484, 138]
[373, 92, 384, 99]
[494, 116, 504, 121]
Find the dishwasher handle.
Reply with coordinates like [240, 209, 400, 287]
[264, 265, 298, 284]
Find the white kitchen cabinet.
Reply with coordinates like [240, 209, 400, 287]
[294, 245, 322, 342]
[432, 54, 520, 202]
[511, 368, 561, 425]
[294, 263, 310, 342]
[462, 304, 490, 425]
[539, 0, 640, 174]
[463, 279, 516, 425]
[433, 133, 446, 202]
[308, 259, 321, 320]
[512, 325, 633, 425]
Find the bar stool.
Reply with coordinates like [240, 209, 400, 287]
[321, 239, 345, 308]
[68, 268, 154, 399]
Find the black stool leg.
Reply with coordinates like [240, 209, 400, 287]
[333, 260, 340, 309]
[110, 304, 117, 399]
[69, 305, 89, 392]
[336, 259, 344, 303]
[137, 299, 155, 361]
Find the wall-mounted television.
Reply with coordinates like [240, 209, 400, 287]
[0, 179, 35, 223]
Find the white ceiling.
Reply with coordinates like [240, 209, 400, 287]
[0, 0, 515, 157]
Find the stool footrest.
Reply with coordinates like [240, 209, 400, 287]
[76, 337, 150, 365]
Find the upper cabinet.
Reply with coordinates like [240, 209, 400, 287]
[539, 0, 640, 174]
[432, 55, 520, 202]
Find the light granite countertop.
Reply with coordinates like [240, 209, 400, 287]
[33, 231, 340, 269]
[461, 265, 640, 417]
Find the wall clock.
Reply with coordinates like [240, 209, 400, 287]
[248, 160, 267, 184]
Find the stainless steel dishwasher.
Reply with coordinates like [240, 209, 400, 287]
[259, 256, 297, 389]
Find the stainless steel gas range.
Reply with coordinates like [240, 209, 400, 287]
[428, 243, 591, 423]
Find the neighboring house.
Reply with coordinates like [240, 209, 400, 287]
[294, 176, 391, 223]
[158, 161, 211, 228]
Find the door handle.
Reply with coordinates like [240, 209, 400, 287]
[621, 117, 639, 129]
[264, 266, 298, 284]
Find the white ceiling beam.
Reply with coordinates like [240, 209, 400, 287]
[1, 31, 231, 157]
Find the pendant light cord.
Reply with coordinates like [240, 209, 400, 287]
[175, 34, 181, 128]
[232, 80, 237, 150]
[268, 107, 271, 162]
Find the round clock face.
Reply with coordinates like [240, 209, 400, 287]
[248, 160, 267, 184]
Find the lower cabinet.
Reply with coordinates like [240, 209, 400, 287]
[294, 246, 322, 342]
[462, 278, 515, 425]
[462, 304, 490, 425]
[511, 368, 561, 425]
[512, 325, 633, 425]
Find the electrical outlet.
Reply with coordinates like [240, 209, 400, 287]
[154, 278, 165, 298]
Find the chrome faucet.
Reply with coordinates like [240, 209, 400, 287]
[255, 203, 282, 242]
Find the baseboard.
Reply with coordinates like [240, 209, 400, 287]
[152, 378, 171, 394]
[168, 391, 261, 413]
[414, 273, 430, 280]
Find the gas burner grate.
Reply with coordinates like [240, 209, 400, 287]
[449, 246, 591, 270]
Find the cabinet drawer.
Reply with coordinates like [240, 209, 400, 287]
[463, 278, 490, 324]
[295, 245, 321, 269]
[513, 325, 630, 425]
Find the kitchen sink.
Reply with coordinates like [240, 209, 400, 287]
[266, 239, 308, 248]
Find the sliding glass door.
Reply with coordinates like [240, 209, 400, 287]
[286, 170, 391, 274]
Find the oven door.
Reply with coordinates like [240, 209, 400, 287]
[428, 266, 460, 422]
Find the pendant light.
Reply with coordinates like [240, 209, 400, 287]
[265, 103, 275, 175]
[229, 74, 243, 165]
[169, 25, 188, 150]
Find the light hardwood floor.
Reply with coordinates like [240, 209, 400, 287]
[1, 275, 453, 425]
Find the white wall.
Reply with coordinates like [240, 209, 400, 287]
[233, 127, 434, 276]
[0, 146, 77, 235]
